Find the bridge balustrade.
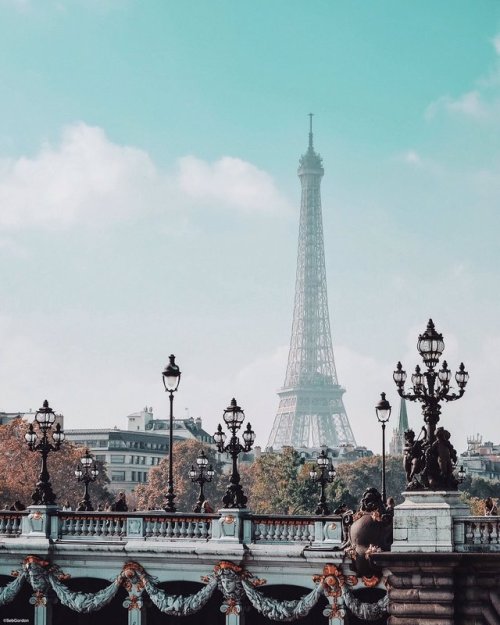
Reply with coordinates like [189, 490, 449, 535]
[1, 509, 500, 553]
[0, 511, 25, 536]
[453, 516, 500, 551]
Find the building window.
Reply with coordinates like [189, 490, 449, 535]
[110, 455, 125, 464]
[111, 472, 125, 482]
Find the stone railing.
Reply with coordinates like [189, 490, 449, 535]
[249, 514, 344, 545]
[453, 516, 500, 552]
[0, 511, 26, 536]
[1, 508, 344, 546]
[58, 511, 217, 541]
[56, 510, 344, 545]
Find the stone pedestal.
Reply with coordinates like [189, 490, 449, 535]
[21, 505, 59, 539]
[211, 509, 251, 543]
[392, 491, 469, 553]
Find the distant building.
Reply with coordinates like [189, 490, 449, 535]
[65, 406, 214, 494]
[0, 409, 63, 428]
[259, 444, 372, 467]
[459, 434, 500, 481]
[389, 398, 409, 456]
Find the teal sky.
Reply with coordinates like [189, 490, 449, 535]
[0, 0, 499, 453]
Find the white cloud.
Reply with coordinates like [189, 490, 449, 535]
[426, 90, 487, 120]
[426, 36, 500, 122]
[0, 0, 30, 10]
[0, 123, 289, 231]
[403, 150, 423, 166]
[0, 124, 158, 230]
[493, 34, 500, 56]
[177, 156, 290, 214]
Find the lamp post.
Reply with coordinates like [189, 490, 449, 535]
[214, 398, 255, 508]
[75, 449, 99, 511]
[375, 393, 392, 505]
[393, 319, 469, 490]
[162, 354, 181, 513]
[309, 449, 336, 515]
[189, 450, 215, 512]
[25, 400, 65, 505]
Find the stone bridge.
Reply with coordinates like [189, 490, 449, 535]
[0, 498, 498, 625]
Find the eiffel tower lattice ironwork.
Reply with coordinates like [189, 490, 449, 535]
[267, 116, 357, 450]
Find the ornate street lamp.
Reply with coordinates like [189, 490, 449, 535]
[162, 354, 181, 513]
[393, 319, 469, 491]
[25, 400, 65, 505]
[309, 449, 336, 515]
[189, 450, 215, 513]
[457, 465, 466, 484]
[214, 398, 255, 508]
[375, 393, 392, 505]
[75, 449, 99, 511]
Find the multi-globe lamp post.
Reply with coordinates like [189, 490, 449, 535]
[162, 354, 181, 513]
[25, 400, 65, 505]
[309, 449, 336, 515]
[375, 393, 392, 505]
[214, 398, 255, 508]
[393, 319, 469, 490]
[75, 449, 99, 511]
[189, 450, 215, 513]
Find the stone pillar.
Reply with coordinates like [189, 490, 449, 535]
[126, 605, 147, 625]
[392, 491, 469, 553]
[30, 595, 53, 625]
[22, 505, 59, 540]
[223, 606, 245, 625]
[212, 509, 250, 543]
[372, 554, 458, 625]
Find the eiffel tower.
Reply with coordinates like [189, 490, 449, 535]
[267, 116, 357, 450]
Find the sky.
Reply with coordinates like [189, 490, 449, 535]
[0, 0, 499, 454]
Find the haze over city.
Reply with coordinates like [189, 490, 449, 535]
[0, 1, 499, 454]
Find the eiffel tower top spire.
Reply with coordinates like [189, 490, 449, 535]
[299, 114, 323, 173]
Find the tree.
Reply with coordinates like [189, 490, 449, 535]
[0, 418, 113, 509]
[135, 439, 227, 512]
[243, 447, 317, 514]
[240, 451, 408, 515]
[460, 476, 500, 500]
[333, 455, 407, 506]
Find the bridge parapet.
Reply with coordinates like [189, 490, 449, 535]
[2, 508, 500, 553]
[0, 507, 346, 547]
[453, 516, 500, 552]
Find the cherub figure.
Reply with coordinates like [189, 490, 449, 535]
[403, 429, 424, 484]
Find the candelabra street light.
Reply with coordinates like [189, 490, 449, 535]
[162, 354, 181, 513]
[394, 319, 469, 491]
[375, 393, 392, 505]
[25, 400, 65, 505]
[214, 398, 255, 508]
[309, 449, 336, 515]
[189, 450, 215, 513]
[75, 449, 99, 511]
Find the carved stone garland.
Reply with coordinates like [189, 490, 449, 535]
[0, 556, 388, 622]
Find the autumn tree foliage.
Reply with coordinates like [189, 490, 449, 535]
[135, 439, 228, 512]
[242, 451, 408, 514]
[241, 447, 317, 514]
[332, 455, 407, 507]
[0, 418, 113, 509]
